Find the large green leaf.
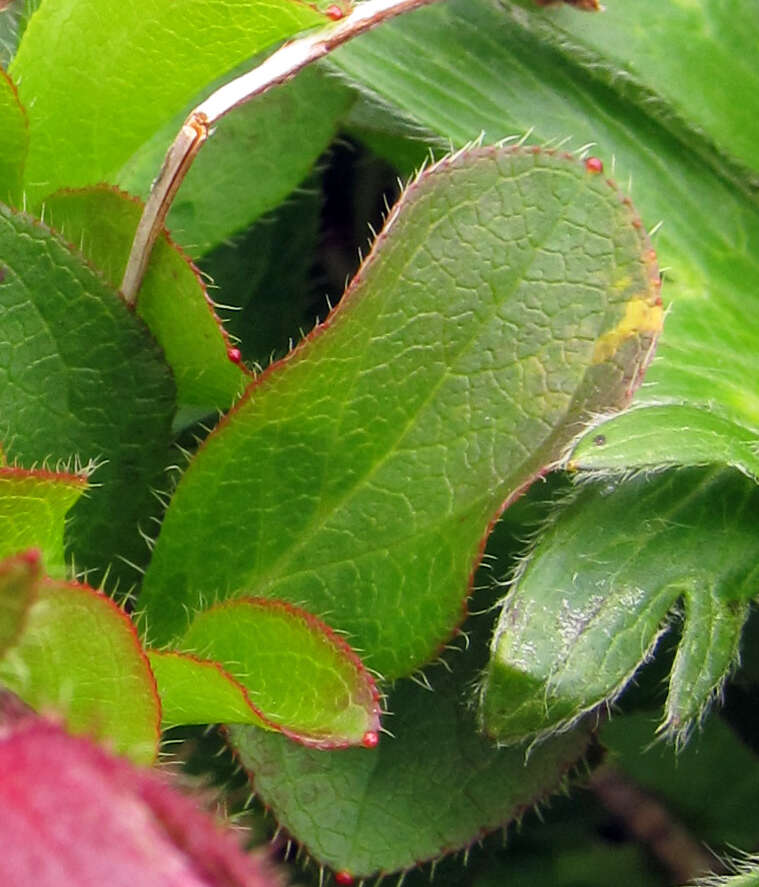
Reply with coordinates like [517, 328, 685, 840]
[508, 0, 759, 182]
[0, 66, 26, 206]
[0, 466, 87, 578]
[481, 468, 759, 747]
[0, 202, 175, 585]
[44, 186, 248, 412]
[0, 567, 161, 763]
[332, 0, 759, 436]
[230, 624, 593, 878]
[152, 598, 381, 747]
[117, 66, 354, 258]
[138, 147, 661, 678]
[10, 0, 326, 203]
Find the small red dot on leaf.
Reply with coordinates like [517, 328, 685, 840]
[361, 730, 379, 749]
[226, 347, 242, 364]
[585, 156, 604, 174]
[325, 4, 345, 19]
[335, 872, 354, 885]
[20, 549, 41, 567]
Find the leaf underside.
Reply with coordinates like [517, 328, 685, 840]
[481, 467, 759, 747]
[139, 146, 662, 680]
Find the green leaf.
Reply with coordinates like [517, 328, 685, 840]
[148, 649, 269, 729]
[230, 636, 593, 877]
[139, 146, 662, 678]
[0, 466, 87, 578]
[118, 66, 354, 258]
[10, 0, 326, 203]
[0, 568, 160, 763]
[0, 202, 175, 585]
[0, 66, 26, 206]
[0, 551, 38, 660]
[481, 468, 759, 746]
[691, 857, 759, 887]
[512, 0, 759, 181]
[168, 598, 381, 747]
[569, 405, 759, 482]
[332, 0, 759, 434]
[44, 186, 248, 412]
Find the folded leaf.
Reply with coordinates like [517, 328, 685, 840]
[45, 186, 248, 411]
[0, 465, 87, 577]
[0, 551, 38, 660]
[173, 598, 381, 747]
[0, 202, 175, 584]
[149, 599, 382, 748]
[481, 468, 759, 747]
[139, 146, 662, 678]
[569, 405, 759, 482]
[148, 650, 269, 729]
[0, 569, 161, 763]
[0, 66, 26, 205]
[10, 0, 325, 202]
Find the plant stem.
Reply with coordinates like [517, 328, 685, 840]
[120, 0, 444, 306]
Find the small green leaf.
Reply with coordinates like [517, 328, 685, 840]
[0, 66, 26, 206]
[175, 598, 381, 747]
[0, 552, 38, 660]
[147, 650, 269, 729]
[10, 0, 325, 203]
[139, 147, 662, 678]
[45, 186, 248, 411]
[0, 466, 87, 577]
[569, 405, 759, 482]
[0, 202, 175, 585]
[481, 468, 759, 746]
[0, 569, 160, 763]
[229, 640, 593, 877]
[118, 66, 354, 258]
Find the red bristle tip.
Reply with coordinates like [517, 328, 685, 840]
[335, 871, 354, 885]
[325, 4, 345, 19]
[361, 730, 379, 749]
[584, 156, 604, 174]
[226, 347, 242, 364]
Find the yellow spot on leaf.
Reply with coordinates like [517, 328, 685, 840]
[593, 297, 663, 364]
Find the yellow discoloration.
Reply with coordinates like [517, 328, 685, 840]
[593, 297, 663, 364]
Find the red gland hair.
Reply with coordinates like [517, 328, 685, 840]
[584, 156, 604, 174]
[325, 4, 345, 19]
[335, 872, 354, 885]
[226, 347, 242, 364]
[361, 730, 379, 749]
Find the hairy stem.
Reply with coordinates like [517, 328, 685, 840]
[120, 0, 444, 306]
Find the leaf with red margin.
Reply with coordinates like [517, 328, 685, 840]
[163, 598, 381, 748]
[44, 186, 249, 414]
[0, 565, 160, 764]
[0, 464, 87, 578]
[0, 65, 26, 206]
[0, 705, 278, 887]
[228, 607, 594, 878]
[0, 552, 38, 661]
[139, 146, 662, 679]
[148, 650, 270, 729]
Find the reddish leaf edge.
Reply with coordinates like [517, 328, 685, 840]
[173, 596, 382, 750]
[225, 723, 599, 881]
[0, 463, 90, 487]
[163, 145, 661, 678]
[10, 564, 163, 763]
[41, 183, 254, 379]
